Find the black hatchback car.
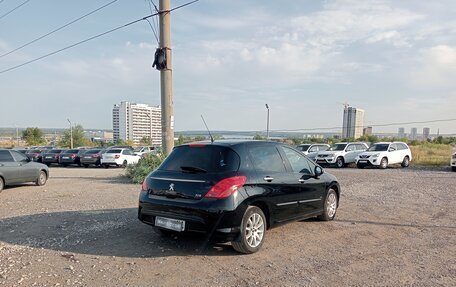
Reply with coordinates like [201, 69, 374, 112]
[138, 140, 340, 254]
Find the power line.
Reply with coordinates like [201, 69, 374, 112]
[269, 118, 456, 133]
[0, 0, 119, 59]
[0, 0, 30, 21]
[0, 0, 199, 75]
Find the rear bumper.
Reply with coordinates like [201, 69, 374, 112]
[42, 157, 59, 163]
[59, 158, 78, 164]
[80, 158, 100, 164]
[138, 191, 244, 242]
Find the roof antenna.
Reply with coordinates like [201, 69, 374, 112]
[200, 115, 214, 143]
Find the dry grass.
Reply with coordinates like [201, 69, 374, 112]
[410, 144, 454, 166]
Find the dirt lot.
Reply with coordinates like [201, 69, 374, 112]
[0, 166, 455, 287]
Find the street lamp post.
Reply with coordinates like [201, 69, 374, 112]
[146, 113, 153, 145]
[67, 119, 73, 149]
[265, 104, 270, 140]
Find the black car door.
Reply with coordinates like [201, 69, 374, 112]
[279, 146, 326, 215]
[247, 143, 302, 223]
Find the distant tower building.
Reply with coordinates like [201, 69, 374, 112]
[112, 101, 162, 146]
[410, 128, 417, 140]
[363, 126, 373, 136]
[398, 127, 405, 138]
[422, 127, 430, 140]
[342, 106, 364, 139]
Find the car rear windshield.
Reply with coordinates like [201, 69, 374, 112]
[48, 149, 63, 153]
[329, 144, 347, 151]
[368, 144, 389, 151]
[63, 149, 79, 154]
[27, 149, 41, 153]
[106, 149, 121, 154]
[84, 149, 101, 154]
[159, 145, 240, 173]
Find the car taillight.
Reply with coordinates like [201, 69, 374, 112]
[115, 155, 120, 159]
[141, 180, 148, 192]
[92, 154, 99, 158]
[71, 154, 76, 158]
[205, 176, 247, 199]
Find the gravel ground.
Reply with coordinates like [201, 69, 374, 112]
[0, 166, 455, 287]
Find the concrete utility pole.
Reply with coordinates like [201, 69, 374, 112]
[159, 0, 174, 155]
[265, 104, 270, 140]
[67, 118, 73, 149]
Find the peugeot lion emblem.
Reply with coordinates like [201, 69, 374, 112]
[169, 183, 174, 191]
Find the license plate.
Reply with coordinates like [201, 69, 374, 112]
[358, 160, 367, 163]
[155, 216, 185, 232]
[84, 156, 91, 159]
[62, 156, 69, 159]
[46, 156, 52, 159]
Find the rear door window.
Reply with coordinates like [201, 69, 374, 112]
[0, 150, 14, 162]
[248, 145, 285, 173]
[160, 145, 240, 173]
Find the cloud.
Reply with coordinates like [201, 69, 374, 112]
[366, 31, 410, 47]
[411, 45, 456, 87]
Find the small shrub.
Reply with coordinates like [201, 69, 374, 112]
[126, 154, 166, 184]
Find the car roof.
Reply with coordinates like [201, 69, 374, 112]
[180, 140, 281, 148]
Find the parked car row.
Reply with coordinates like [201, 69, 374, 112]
[301, 142, 412, 169]
[10, 146, 156, 168]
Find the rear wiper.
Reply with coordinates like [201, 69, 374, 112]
[180, 166, 207, 173]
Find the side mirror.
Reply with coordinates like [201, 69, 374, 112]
[314, 166, 323, 178]
[300, 173, 312, 180]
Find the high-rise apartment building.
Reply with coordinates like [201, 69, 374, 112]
[112, 101, 162, 146]
[410, 128, 417, 140]
[422, 127, 430, 140]
[342, 106, 364, 139]
[398, 127, 405, 138]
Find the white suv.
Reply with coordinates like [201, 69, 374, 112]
[101, 148, 141, 168]
[296, 143, 330, 161]
[356, 142, 412, 169]
[315, 142, 368, 168]
[451, 151, 456, 172]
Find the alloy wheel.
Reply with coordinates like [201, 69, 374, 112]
[326, 192, 337, 218]
[245, 213, 265, 248]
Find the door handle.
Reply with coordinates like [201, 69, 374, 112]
[263, 176, 274, 182]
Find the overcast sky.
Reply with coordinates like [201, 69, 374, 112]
[0, 0, 455, 134]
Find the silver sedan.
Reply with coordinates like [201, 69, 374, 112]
[0, 149, 49, 192]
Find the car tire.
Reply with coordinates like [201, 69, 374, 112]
[452, 166, 456, 172]
[62, 164, 68, 167]
[35, 170, 47, 186]
[0, 177, 4, 192]
[401, 156, 410, 168]
[380, 157, 388, 169]
[335, 157, 344, 168]
[232, 206, 266, 254]
[83, 164, 89, 168]
[317, 188, 338, 221]
[104, 164, 109, 169]
[121, 160, 128, 168]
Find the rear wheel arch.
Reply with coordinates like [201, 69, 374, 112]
[328, 183, 340, 205]
[249, 200, 271, 229]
